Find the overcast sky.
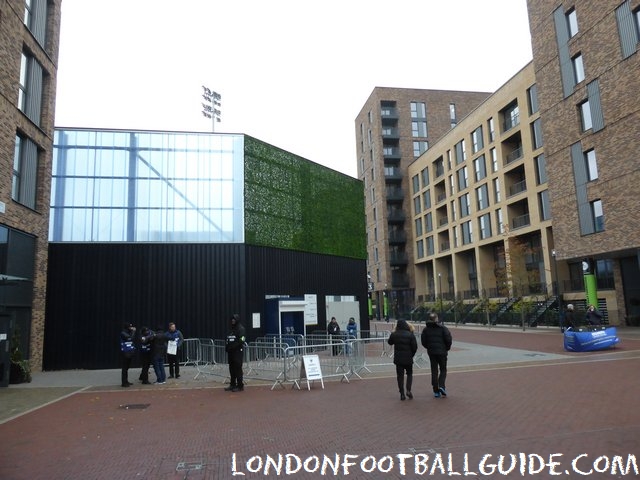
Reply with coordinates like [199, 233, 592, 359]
[54, 0, 533, 178]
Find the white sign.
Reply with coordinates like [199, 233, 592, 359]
[304, 294, 318, 325]
[299, 354, 324, 390]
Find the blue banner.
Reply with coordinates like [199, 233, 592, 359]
[563, 326, 620, 352]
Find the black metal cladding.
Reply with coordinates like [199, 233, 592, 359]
[44, 243, 367, 370]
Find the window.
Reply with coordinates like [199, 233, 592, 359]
[448, 175, 455, 195]
[455, 140, 466, 164]
[24, 0, 47, 46]
[567, 8, 578, 37]
[18, 52, 44, 126]
[490, 148, 498, 172]
[496, 208, 504, 234]
[473, 155, 486, 181]
[580, 100, 593, 131]
[502, 102, 520, 131]
[585, 149, 599, 181]
[423, 190, 431, 209]
[591, 199, 604, 232]
[450, 200, 457, 222]
[413, 141, 429, 157]
[493, 178, 501, 202]
[450, 103, 457, 127]
[453, 226, 459, 248]
[460, 193, 471, 217]
[572, 54, 585, 84]
[461, 221, 473, 245]
[479, 214, 492, 239]
[412, 174, 420, 193]
[471, 126, 484, 153]
[539, 190, 551, 221]
[426, 236, 434, 256]
[425, 212, 433, 232]
[531, 119, 544, 149]
[416, 240, 424, 259]
[476, 184, 489, 210]
[413, 196, 422, 215]
[457, 166, 468, 190]
[421, 167, 430, 187]
[534, 154, 547, 185]
[12, 135, 38, 209]
[415, 218, 423, 237]
[616, 2, 640, 59]
[412, 121, 427, 137]
[411, 102, 427, 119]
[487, 117, 495, 143]
[527, 84, 539, 114]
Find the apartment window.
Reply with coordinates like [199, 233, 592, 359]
[493, 178, 501, 202]
[487, 117, 495, 143]
[534, 154, 547, 185]
[421, 167, 430, 187]
[448, 175, 455, 195]
[413, 196, 422, 215]
[539, 190, 552, 221]
[412, 121, 427, 137]
[591, 199, 604, 232]
[416, 239, 424, 259]
[460, 193, 471, 217]
[412, 174, 420, 193]
[572, 54, 585, 84]
[473, 155, 486, 181]
[616, 2, 640, 59]
[585, 149, 599, 181]
[457, 166, 468, 190]
[425, 212, 433, 232]
[461, 221, 473, 245]
[414, 141, 429, 157]
[531, 118, 544, 149]
[580, 100, 593, 131]
[423, 190, 431, 209]
[478, 213, 492, 239]
[12, 135, 38, 209]
[454, 139, 466, 165]
[411, 102, 427, 118]
[24, 0, 47, 46]
[496, 208, 504, 234]
[527, 84, 539, 114]
[453, 226, 459, 248]
[19, 52, 44, 126]
[415, 218, 423, 237]
[567, 8, 578, 37]
[502, 102, 520, 131]
[450, 200, 457, 222]
[490, 148, 498, 172]
[427, 237, 435, 255]
[471, 126, 484, 153]
[370, 186, 375, 203]
[476, 184, 489, 210]
[450, 103, 457, 127]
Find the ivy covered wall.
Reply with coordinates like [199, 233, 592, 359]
[244, 136, 366, 259]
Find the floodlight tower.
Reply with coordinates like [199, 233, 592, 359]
[201, 86, 222, 132]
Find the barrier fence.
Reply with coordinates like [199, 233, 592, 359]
[181, 330, 428, 390]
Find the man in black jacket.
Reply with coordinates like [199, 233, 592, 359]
[421, 313, 452, 398]
[225, 314, 246, 392]
[120, 322, 136, 387]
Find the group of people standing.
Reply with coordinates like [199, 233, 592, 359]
[387, 313, 452, 400]
[119, 322, 184, 387]
[562, 303, 604, 332]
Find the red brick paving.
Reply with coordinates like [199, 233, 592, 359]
[1, 328, 639, 479]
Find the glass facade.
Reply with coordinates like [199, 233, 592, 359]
[51, 129, 245, 242]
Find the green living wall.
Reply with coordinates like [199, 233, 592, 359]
[244, 136, 366, 259]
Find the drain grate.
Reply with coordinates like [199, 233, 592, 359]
[176, 461, 204, 472]
[118, 403, 150, 410]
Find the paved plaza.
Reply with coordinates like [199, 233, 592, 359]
[1, 325, 640, 479]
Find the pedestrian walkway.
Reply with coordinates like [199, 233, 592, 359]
[1, 325, 639, 479]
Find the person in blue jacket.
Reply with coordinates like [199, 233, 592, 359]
[346, 317, 357, 354]
[166, 322, 184, 379]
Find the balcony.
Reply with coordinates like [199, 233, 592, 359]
[384, 167, 403, 182]
[438, 216, 448, 227]
[381, 127, 400, 139]
[381, 107, 399, 120]
[391, 273, 409, 288]
[502, 113, 520, 132]
[511, 213, 531, 230]
[389, 252, 408, 265]
[508, 180, 527, 197]
[385, 187, 404, 202]
[387, 209, 406, 223]
[505, 146, 523, 165]
[440, 241, 450, 252]
[388, 230, 407, 244]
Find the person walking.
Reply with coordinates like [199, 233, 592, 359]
[138, 326, 153, 384]
[166, 322, 184, 379]
[327, 316, 341, 356]
[224, 314, 246, 392]
[119, 322, 136, 388]
[151, 324, 168, 385]
[421, 313, 452, 398]
[387, 319, 417, 401]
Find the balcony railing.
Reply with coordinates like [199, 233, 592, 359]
[511, 213, 530, 229]
[505, 146, 523, 164]
[503, 113, 520, 132]
[389, 252, 408, 265]
[508, 180, 527, 197]
[388, 230, 407, 243]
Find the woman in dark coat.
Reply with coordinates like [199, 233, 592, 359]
[387, 319, 417, 400]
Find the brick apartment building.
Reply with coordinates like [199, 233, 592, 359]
[0, 0, 61, 380]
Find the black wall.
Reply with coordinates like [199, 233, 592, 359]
[44, 243, 368, 370]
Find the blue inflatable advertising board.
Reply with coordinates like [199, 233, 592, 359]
[563, 326, 620, 352]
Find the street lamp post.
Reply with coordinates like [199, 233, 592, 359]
[201, 86, 222, 132]
[438, 273, 443, 323]
[552, 249, 563, 331]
